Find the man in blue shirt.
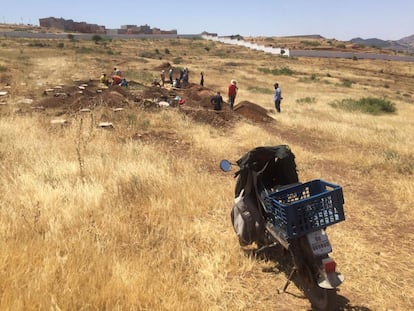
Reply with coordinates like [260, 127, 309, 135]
[274, 83, 282, 113]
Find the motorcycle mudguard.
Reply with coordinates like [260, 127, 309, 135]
[231, 189, 266, 246]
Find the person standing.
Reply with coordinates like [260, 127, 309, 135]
[168, 66, 173, 84]
[227, 79, 238, 111]
[273, 82, 282, 113]
[113, 67, 122, 76]
[210, 91, 223, 111]
[160, 70, 166, 86]
[200, 71, 204, 86]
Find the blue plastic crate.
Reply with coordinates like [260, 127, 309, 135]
[264, 179, 345, 238]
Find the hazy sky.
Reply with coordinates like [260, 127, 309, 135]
[1, 0, 413, 41]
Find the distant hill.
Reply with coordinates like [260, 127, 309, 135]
[350, 35, 414, 53]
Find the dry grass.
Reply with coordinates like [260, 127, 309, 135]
[0, 35, 414, 310]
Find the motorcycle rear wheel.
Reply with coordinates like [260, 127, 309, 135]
[297, 262, 338, 311]
[304, 286, 338, 311]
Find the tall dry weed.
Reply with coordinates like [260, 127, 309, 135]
[0, 36, 413, 310]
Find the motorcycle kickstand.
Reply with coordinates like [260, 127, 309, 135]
[255, 242, 278, 255]
[277, 267, 296, 294]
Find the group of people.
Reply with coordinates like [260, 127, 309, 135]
[154, 66, 191, 89]
[210, 79, 283, 113]
[101, 66, 283, 113]
[100, 67, 128, 87]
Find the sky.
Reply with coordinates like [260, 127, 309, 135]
[1, 0, 413, 41]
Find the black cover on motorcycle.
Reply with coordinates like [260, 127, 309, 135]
[231, 145, 298, 246]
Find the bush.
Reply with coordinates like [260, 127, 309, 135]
[172, 57, 183, 64]
[224, 62, 239, 67]
[296, 97, 316, 104]
[247, 86, 273, 94]
[258, 67, 294, 76]
[76, 47, 94, 54]
[300, 40, 321, 47]
[92, 35, 103, 43]
[339, 79, 353, 88]
[28, 42, 48, 48]
[329, 97, 396, 115]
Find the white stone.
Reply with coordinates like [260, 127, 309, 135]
[51, 119, 68, 125]
[158, 101, 170, 107]
[18, 98, 34, 104]
[98, 122, 114, 128]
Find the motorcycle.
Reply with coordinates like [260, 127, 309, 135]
[220, 145, 345, 311]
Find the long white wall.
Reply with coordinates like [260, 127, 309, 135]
[202, 35, 290, 57]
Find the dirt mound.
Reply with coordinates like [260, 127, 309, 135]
[39, 83, 133, 112]
[31, 79, 270, 127]
[179, 106, 239, 128]
[234, 101, 273, 123]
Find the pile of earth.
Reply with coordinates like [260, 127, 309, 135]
[234, 101, 274, 123]
[28, 79, 273, 127]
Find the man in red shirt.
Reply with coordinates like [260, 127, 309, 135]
[227, 80, 238, 111]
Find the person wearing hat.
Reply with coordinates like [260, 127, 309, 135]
[273, 82, 282, 113]
[228, 79, 238, 111]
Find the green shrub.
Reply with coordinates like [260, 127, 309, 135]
[92, 35, 103, 43]
[172, 57, 183, 64]
[296, 97, 316, 104]
[28, 42, 48, 48]
[0, 65, 7, 72]
[298, 74, 320, 83]
[76, 47, 94, 54]
[300, 40, 321, 47]
[338, 79, 353, 87]
[258, 67, 294, 76]
[224, 62, 239, 67]
[247, 86, 273, 94]
[139, 51, 162, 59]
[329, 97, 396, 115]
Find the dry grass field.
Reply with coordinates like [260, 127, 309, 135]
[0, 33, 413, 310]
